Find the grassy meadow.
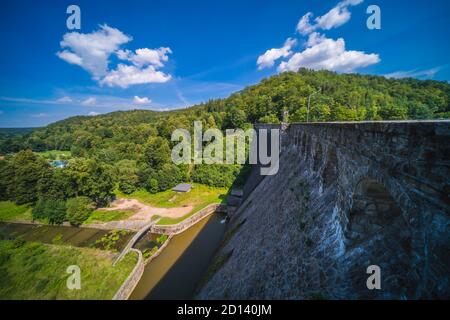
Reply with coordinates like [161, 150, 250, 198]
[0, 239, 137, 299]
[0, 201, 33, 222]
[115, 183, 228, 225]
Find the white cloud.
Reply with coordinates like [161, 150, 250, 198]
[257, 38, 297, 70]
[119, 47, 172, 68]
[306, 32, 327, 47]
[56, 51, 83, 66]
[296, 0, 363, 35]
[57, 25, 172, 87]
[57, 24, 131, 79]
[81, 97, 97, 106]
[384, 67, 441, 79]
[258, 0, 378, 73]
[278, 36, 379, 73]
[100, 64, 171, 88]
[30, 113, 48, 118]
[56, 96, 73, 103]
[88, 111, 100, 116]
[133, 96, 151, 105]
[297, 12, 316, 35]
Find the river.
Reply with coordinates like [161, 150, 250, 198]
[130, 213, 227, 300]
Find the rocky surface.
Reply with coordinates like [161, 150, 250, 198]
[197, 121, 450, 299]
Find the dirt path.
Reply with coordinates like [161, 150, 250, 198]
[100, 198, 193, 221]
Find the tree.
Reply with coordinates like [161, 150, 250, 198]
[0, 159, 10, 200]
[32, 198, 67, 225]
[191, 164, 241, 188]
[258, 114, 280, 124]
[7, 150, 49, 204]
[65, 158, 114, 206]
[46, 199, 67, 225]
[143, 137, 171, 169]
[37, 168, 75, 201]
[223, 107, 247, 129]
[115, 160, 139, 194]
[151, 163, 185, 191]
[291, 107, 308, 122]
[32, 199, 47, 221]
[66, 196, 95, 226]
[147, 178, 159, 194]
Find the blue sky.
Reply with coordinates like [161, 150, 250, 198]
[0, 0, 449, 127]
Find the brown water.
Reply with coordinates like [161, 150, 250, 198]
[0, 222, 133, 251]
[129, 213, 227, 300]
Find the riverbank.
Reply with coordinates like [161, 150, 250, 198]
[0, 239, 137, 299]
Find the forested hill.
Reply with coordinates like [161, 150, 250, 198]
[2, 68, 450, 156]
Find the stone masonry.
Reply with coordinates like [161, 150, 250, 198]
[197, 121, 450, 299]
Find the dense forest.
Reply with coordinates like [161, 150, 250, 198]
[2, 69, 450, 155]
[0, 69, 449, 224]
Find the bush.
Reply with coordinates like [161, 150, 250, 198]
[191, 164, 241, 188]
[144, 164, 186, 192]
[147, 178, 159, 194]
[32, 199, 47, 221]
[32, 198, 67, 225]
[66, 196, 95, 226]
[118, 180, 138, 194]
[156, 234, 168, 245]
[46, 199, 67, 225]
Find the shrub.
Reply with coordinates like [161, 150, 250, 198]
[147, 178, 159, 194]
[32, 198, 67, 225]
[46, 199, 67, 225]
[191, 164, 241, 188]
[156, 234, 168, 245]
[66, 196, 95, 226]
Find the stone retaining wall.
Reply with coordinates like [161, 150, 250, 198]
[151, 203, 225, 235]
[144, 234, 174, 266]
[112, 249, 144, 300]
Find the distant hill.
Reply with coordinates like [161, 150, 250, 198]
[2, 68, 449, 156]
[0, 127, 41, 154]
[0, 127, 40, 135]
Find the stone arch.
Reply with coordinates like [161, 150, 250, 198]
[322, 147, 338, 187]
[345, 178, 414, 298]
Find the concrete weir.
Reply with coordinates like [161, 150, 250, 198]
[197, 121, 450, 299]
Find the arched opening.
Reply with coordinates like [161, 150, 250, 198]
[345, 178, 414, 298]
[347, 179, 403, 243]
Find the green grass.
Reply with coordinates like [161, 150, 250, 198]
[0, 201, 33, 222]
[35, 150, 72, 160]
[84, 209, 135, 224]
[115, 183, 228, 225]
[0, 239, 137, 300]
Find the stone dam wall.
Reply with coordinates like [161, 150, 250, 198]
[197, 121, 450, 299]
